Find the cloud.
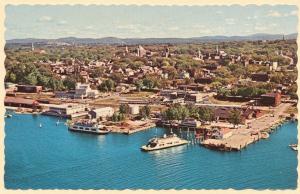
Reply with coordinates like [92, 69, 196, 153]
[267, 10, 298, 17]
[225, 18, 236, 25]
[57, 20, 67, 25]
[289, 10, 298, 16]
[191, 25, 212, 34]
[247, 15, 258, 20]
[168, 26, 179, 31]
[254, 24, 268, 31]
[267, 10, 282, 17]
[85, 25, 94, 30]
[38, 16, 53, 22]
[284, 10, 298, 17]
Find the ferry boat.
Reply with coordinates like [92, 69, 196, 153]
[141, 132, 188, 151]
[68, 119, 110, 135]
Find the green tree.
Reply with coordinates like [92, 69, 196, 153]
[98, 79, 115, 92]
[228, 109, 242, 127]
[63, 76, 77, 90]
[140, 105, 151, 119]
[119, 104, 130, 114]
[198, 107, 214, 121]
[135, 80, 143, 92]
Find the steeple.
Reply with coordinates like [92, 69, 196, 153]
[216, 45, 219, 54]
[31, 42, 34, 51]
[137, 46, 140, 57]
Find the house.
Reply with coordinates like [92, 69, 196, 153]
[251, 73, 269, 82]
[88, 107, 115, 119]
[16, 85, 43, 93]
[195, 77, 213, 84]
[260, 92, 281, 107]
[185, 93, 203, 103]
[177, 84, 206, 92]
[214, 107, 246, 124]
[180, 119, 201, 128]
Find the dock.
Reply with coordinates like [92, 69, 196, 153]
[200, 103, 292, 151]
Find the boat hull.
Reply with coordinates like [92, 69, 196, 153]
[68, 127, 110, 135]
[141, 141, 188, 152]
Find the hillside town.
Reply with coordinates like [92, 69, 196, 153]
[4, 38, 298, 151]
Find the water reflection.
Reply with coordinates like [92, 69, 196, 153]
[96, 135, 106, 144]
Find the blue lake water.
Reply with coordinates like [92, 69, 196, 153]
[4, 112, 298, 189]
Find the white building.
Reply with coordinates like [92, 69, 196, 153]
[88, 107, 115, 119]
[129, 104, 140, 115]
[42, 103, 88, 118]
[74, 83, 99, 99]
[272, 62, 278, 71]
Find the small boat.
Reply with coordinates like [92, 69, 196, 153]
[289, 144, 298, 151]
[141, 132, 188, 152]
[5, 114, 12, 118]
[260, 132, 269, 139]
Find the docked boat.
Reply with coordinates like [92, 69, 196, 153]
[289, 144, 298, 151]
[5, 114, 12, 118]
[141, 132, 188, 151]
[260, 132, 269, 139]
[68, 119, 110, 135]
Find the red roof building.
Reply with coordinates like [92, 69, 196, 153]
[5, 96, 39, 108]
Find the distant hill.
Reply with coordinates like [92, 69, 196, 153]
[6, 33, 297, 45]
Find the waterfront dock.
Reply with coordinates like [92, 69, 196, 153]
[105, 119, 157, 134]
[201, 103, 292, 151]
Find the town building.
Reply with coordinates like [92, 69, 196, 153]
[74, 83, 99, 99]
[129, 104, 140, 115]
[251, 73, 269, 82]
[260, 92, 281, 107]
[88, 107, 115, 119]
[16, 85, 43, 93]
[180, 119, 201, 128]
[5, 96, 40, 109]
[42, 103, 88, 118]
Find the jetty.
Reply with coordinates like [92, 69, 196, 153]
[201, 103, 292, 151]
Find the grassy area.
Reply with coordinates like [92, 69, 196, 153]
[208, 96, 247, 105]
[120, 91, 156, 99]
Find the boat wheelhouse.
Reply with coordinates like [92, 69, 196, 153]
[68, 119, 110, 135]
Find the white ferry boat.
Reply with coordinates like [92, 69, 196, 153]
[68, 119, 110, 135]
[141, 132, 188, 151]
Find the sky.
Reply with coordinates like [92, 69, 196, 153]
[5, 4, 298, 40]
